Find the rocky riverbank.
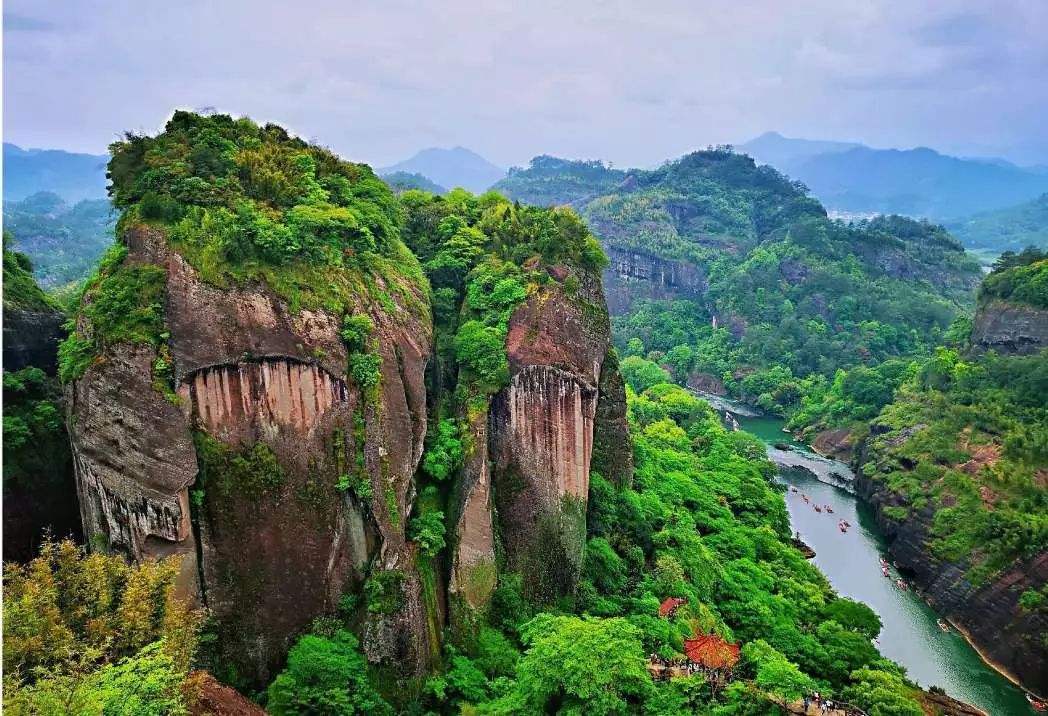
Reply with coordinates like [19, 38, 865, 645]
[855, 460, 1048, 696]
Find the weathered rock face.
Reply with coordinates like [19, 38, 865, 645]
[971, 299, 1048, 355]
[855, 464, 1048, 693]
[2, 307, 65, 374]
[811, 428, 854, 463]
[489, 268, 630, 600]
[69, 225, 435, 685]
[602, 247, 707, 315]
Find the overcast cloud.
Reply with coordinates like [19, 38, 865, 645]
[4, 0, 1048, 168]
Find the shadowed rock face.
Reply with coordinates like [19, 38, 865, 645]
[449, 415, 497, 611]
[971, 299, 1048, 355]
[69, 225, 435, 685]
[2, 307, 65, 374]
[602, 247, 707, 315]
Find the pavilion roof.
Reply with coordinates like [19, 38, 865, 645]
[658, 597, 687, 617]
[683, 634, 740, 669]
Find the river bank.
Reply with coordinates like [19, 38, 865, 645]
[723, 403, 1037, 716]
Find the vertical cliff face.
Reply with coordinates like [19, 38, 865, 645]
[68, 225, 435, 684]
[490, 268, 631, 601]
[601, 247, 707, 315]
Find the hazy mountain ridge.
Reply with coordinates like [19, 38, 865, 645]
[3, 142, 109, 203]
[947, 192, 1048, 251]
[739, 132, 1048, 220]
[378, 145, 504, 193]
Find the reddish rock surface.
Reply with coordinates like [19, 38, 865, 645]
[69, 225, 435, 685]
[187, 671, 266, 716]
[811, 428, 854, 462]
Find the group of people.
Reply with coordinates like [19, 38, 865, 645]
[880, 555, 909, 589]
[801, 692, 837, 714]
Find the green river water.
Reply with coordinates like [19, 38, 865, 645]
[736, 412, 1036, 716]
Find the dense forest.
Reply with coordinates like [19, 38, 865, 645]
[496, 150, 982, 417]
[947, 193, 1048, 252]
[3, 191, 115, 296]
[2, 112, 986, 716]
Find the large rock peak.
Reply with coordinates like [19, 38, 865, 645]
[68, 225, 435, 684]
[446, 268, 624, 616]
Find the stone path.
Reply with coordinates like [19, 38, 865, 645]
[786, 700, 862, 716]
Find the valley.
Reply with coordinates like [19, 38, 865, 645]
[736, 408, 1037, 715]
[2, 113, 1044, 716]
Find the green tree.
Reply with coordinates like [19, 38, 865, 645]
[267, 630, 391, 715]
[492, 615, 651, 715]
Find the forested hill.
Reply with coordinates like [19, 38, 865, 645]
[947, 192, 1048, 251]
[495, 149, 983, 416]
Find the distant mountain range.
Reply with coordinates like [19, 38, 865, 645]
[3, 143, 109, 203]
[379, 146, 504, 194]
[738, 132, 1048, 221]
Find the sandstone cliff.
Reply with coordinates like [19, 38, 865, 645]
[448, 265, 632, 622]
[492, 268, 629, 600]
[67, 225, 435, 684]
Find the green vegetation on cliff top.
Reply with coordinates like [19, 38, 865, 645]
[978, 247, 1048, 309]
[59, 111, 433, 382]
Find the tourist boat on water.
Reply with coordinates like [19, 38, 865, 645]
[937, 619, 950, 633]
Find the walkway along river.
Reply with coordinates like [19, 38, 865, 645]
[726, 407, 1036, 715]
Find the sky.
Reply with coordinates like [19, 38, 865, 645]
[5, 0, 1048, 169]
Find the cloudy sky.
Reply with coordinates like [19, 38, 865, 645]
[5, 0, 1048, 168]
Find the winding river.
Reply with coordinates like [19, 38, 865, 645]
[716, 403, 1036, 715]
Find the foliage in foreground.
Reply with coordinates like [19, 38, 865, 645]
[2, 539, 202, 715]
